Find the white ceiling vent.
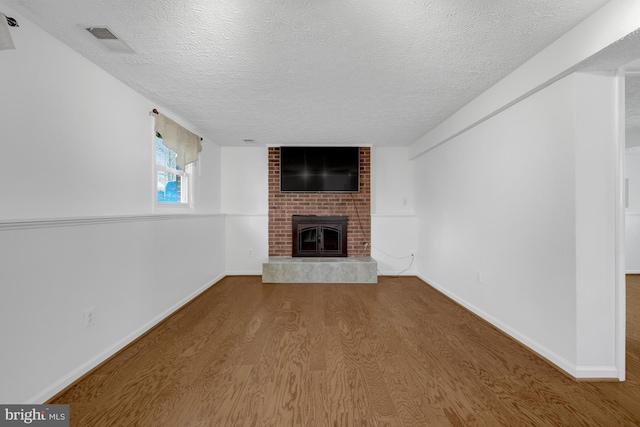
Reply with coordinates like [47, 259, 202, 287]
[85, 27, 134, 53]
[86, 27, 117, 40]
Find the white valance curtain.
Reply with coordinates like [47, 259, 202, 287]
[154, 113, 202, 170]
[0, 14, 15, 50]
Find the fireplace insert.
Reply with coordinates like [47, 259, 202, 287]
[292, 215, 348, 257]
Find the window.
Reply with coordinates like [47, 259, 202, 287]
[155, 134, 191, 204]
[153, 111, 202, 207]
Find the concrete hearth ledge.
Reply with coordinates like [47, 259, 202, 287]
[262, 257, 378, 284]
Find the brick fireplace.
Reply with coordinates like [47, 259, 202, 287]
[268, 146, 371, 257]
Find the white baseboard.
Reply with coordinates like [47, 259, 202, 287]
[28, 274, 225, 404]
[574, 365, 620, 379]
[226, 270, 262, 276]
[416, 273, 618, 380]
[377, 271, 415, 276]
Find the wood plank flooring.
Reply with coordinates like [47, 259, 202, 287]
[50, 275, 640, 426]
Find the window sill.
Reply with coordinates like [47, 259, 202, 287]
[154, 202, 194, 214]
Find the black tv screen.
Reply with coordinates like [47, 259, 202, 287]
[280, 146, 360, 192]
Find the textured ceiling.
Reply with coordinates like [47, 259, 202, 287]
[3, 0, 613, 146]
[627, 76, 640, 133]
[627, 58, 640, 134]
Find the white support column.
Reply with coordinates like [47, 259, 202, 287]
[573, 71, 621, 379]
[614, 70, 627, 381]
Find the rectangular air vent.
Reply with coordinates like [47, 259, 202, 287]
[86, 27, 118, 40]
[84, 26, 134, 53]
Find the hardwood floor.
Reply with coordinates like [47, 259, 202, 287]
[50, 275, 640, 426]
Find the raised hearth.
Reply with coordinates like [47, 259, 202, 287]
[262, 257, 377, 284]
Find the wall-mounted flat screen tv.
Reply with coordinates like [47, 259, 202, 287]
[280, 146, 360, 192]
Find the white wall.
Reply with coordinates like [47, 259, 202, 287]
[626, 147, 640, 272]
[221, 147, 268, 274]
[0, 216, 225, 403]
[371, 147, 417, 275]
[413, 72, 620, 378]
[574, 72, 618, 372]
[371, 147, 414, 215]
[625, 128, 640, 148]
[221, 147, 269, 215]
[414, 76, 578, 368]
[0, 6, 224, 403]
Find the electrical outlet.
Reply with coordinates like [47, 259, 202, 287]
[410, 250, 415, 256]
[83, 307, 95, 328]
[248, 249, 253, 257]
[476, 271, 482, 284]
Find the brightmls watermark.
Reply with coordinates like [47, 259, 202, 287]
[0, 405, 68, 426]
